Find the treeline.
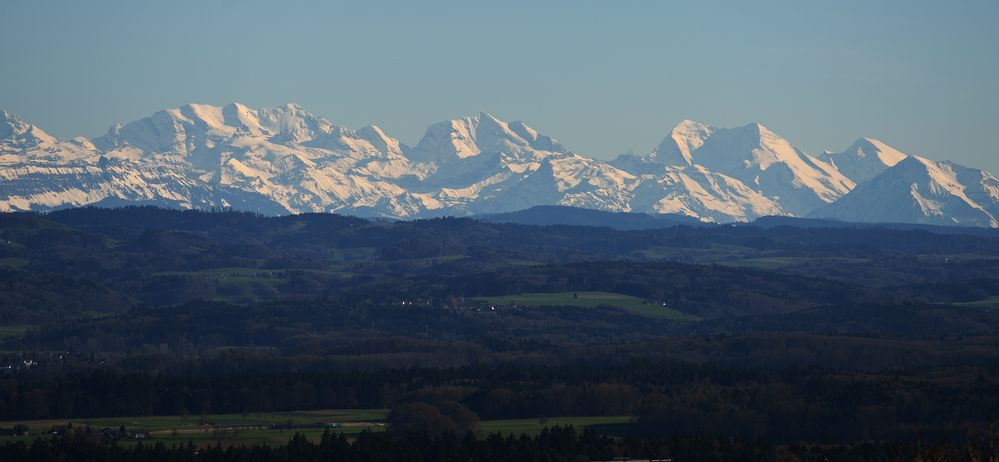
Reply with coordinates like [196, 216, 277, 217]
[2, 426, 994, 462]
[14, 299, 999, 358]
[3, 364, 998, 442]
[11, 299, 672, 354]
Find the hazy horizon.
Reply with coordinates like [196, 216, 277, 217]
[2, 0, 997, 173]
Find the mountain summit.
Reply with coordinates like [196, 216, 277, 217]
[1, 111, 57, 148]
[412, 112, 568, 163]
[811, 155, 999, 227]
[821, 137, 908, 183]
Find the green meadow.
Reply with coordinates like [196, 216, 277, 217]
[468, 291, 699, 321]
[0, 410, 636, 446]
[0, 409, 386, 446]
[954, 296, 999, 309]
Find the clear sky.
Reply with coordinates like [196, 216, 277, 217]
[2, 0, 997, 173]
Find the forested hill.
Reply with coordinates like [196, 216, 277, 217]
[3, 206, 999, 325]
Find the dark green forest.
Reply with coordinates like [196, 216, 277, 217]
[5, 426, 999, 462]
[2, 207, 999, 459]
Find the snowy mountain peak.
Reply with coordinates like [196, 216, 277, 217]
[848, 137, 907, 163]
[412, 114, 483, 161]
[356, 125, 406, 157]
[413, 112, 568, 163]
[477, 111, 500, 123]
[900, 155, 955, 183]
[0, 111, 102, 166]
[675, 119, 707, 129]
[0, 111, 23, 140]
[0, 110, 17, 132]
[853, 136, 887, 150]
[257, 104, 333, 143]
[822, 137, 908, 183]
[611, 119, 856, 215]
[0, 111, 57, 147]
[690, 122, 854, 215]
[659, 119, 715, 166]
[93, 102, 342, 154]
[740, 122, 784, 150]
[893, 155, 965, 189]
[221, 102, 265, 135]
[609, 120, 714, 174]
[811, 155, 999, 227]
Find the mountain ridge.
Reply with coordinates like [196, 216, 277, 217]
[2, 102, 997, 227]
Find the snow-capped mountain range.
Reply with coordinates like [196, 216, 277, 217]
[2, 103, 997, 227]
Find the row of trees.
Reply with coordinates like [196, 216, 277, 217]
[3, 364, 997, 442]
[3, 426, 996, 462]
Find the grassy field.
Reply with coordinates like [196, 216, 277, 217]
[411, 254, 469, 265]
[149, 266, 351, 303]
[631, 243, 754, 262]
[954, 296, 999, 309]
[631, 244, 874, 270]
[721, 256, 869, 269]
[720, 256, 807, 269]
[154, 266, 348, 280]
[503, 258, 543, 266]
[0, 325, 30, 341]
[918, 253, 999, 264]
[0, 257, 28, 269]
[339, 247, 377, 260]
[0, 410, 636, 446]
[478, 416, 634, 436]
[0, 409, 387, 447]
[468, 291, 699, 321]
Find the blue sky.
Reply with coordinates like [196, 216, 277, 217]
[2, 0, 997, 172]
